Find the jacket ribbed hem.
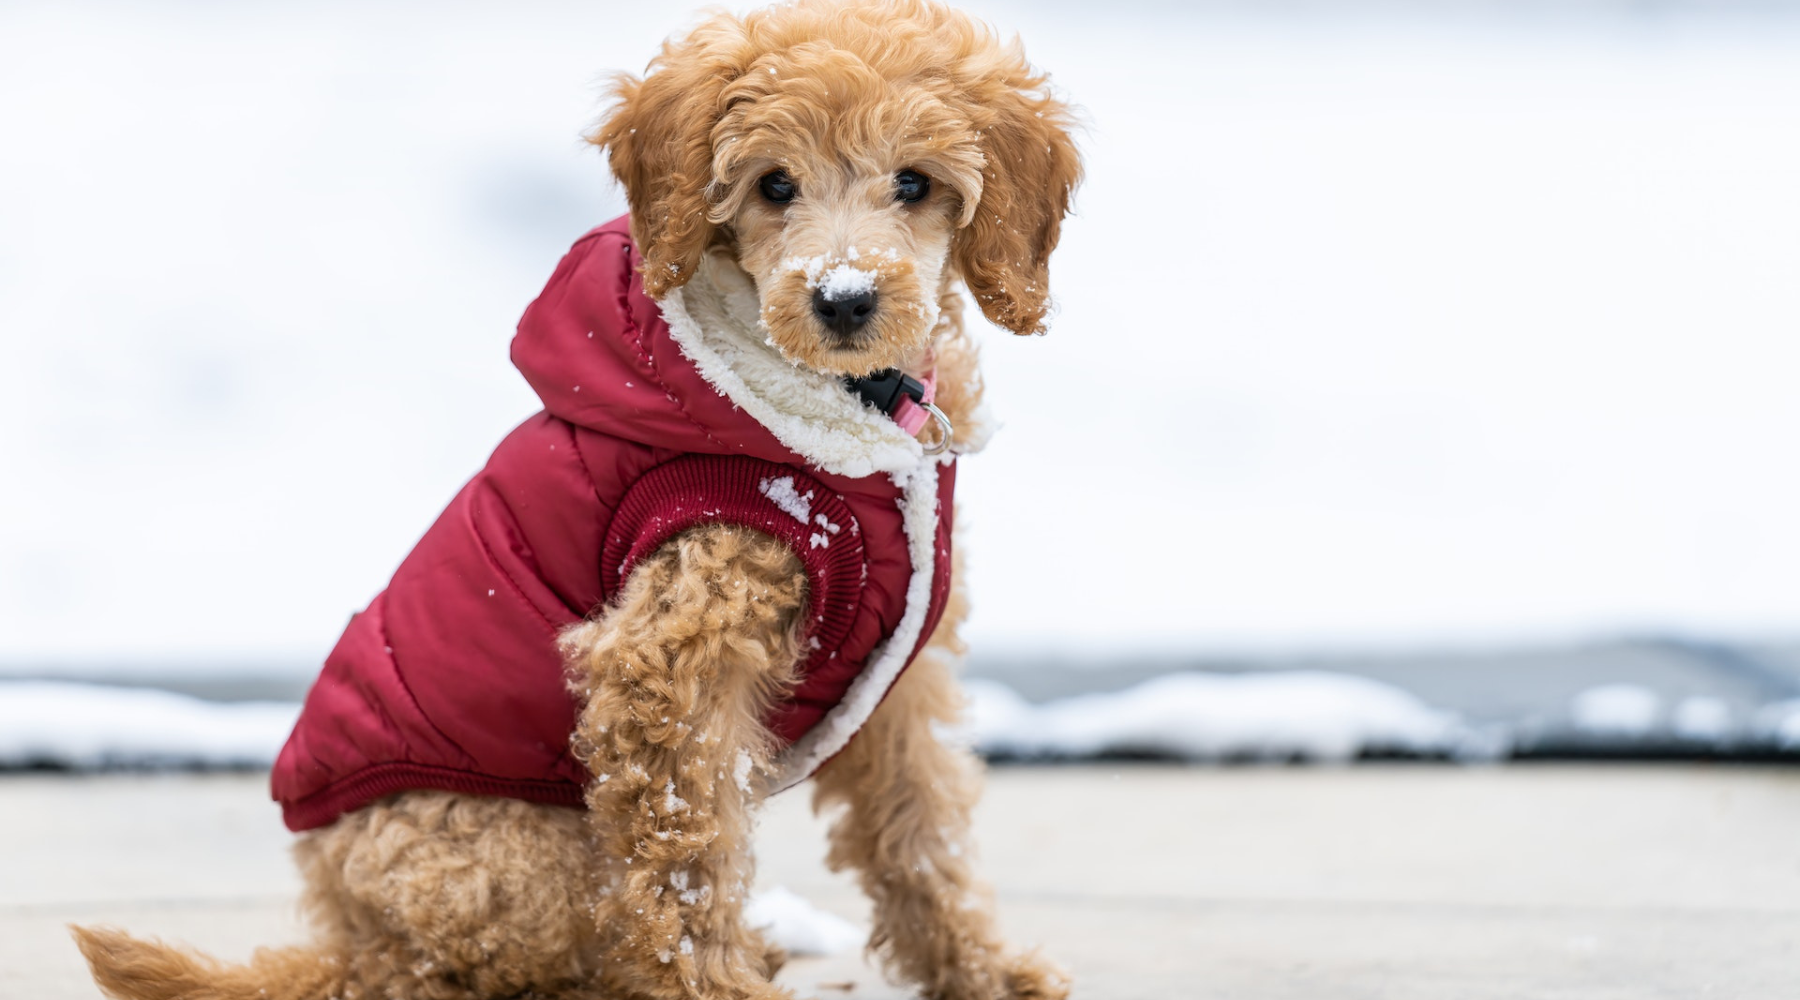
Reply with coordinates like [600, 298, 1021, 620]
[280, 762, 585, 832]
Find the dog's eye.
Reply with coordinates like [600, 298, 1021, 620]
[759, 170, 798, 204]
[894, 169, 930, 204]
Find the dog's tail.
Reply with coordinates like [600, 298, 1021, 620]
[71, 925, 347, 1000]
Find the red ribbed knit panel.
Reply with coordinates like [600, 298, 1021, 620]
[601, 455, 869, 744]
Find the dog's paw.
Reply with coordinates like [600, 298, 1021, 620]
[753, 933, 789, 980]
[998, 950, 1071, 1000]
[930, 950, 1070, 1000]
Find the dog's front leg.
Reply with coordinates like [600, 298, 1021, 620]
[562, 524, 805, 1000]
[812, 628, 1071, 1000]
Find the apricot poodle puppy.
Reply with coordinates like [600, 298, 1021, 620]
[74, 2, 1081, 999]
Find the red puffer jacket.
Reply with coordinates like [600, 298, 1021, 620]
[271, 216, 955, 832]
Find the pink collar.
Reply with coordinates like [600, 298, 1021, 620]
[843, 358, 952, 454]
[891, 367, 937, 436]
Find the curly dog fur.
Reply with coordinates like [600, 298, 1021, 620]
[75, 2, 1079, 997]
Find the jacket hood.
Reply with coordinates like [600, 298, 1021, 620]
[512, 217, 929, 481]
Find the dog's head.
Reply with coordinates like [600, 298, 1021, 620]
[592, 0, 1080, 376]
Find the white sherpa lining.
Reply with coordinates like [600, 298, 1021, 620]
[659, 255, 948, 792]
[769, 459, 938, 792]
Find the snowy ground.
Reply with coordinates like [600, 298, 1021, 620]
[3, 1, 1800, 679]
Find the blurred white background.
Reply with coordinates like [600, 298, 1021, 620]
[3, 0, 1798, 673]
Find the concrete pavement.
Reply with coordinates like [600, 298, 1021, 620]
[5, 765, 1798, 999]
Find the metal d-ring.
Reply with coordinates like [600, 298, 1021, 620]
[920, 402, 954, 455]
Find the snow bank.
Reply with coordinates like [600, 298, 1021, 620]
[1753, 700, 1800, 750]
[0, 682, 297, 769]
[1670, 696, 1732, 742]
[5, 673, 1483, 773]
[964, 671, 1488, 763]
[1561, 685, 1751, 746]
[7, 673, 1794, 773]
[1568, 684, 1661, 737]
[744, 886, 864, 957]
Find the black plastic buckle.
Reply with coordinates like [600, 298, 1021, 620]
[843, 368, 926, 416]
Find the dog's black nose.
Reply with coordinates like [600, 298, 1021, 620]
[812, 288, 876, 337]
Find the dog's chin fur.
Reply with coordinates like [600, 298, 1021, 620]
[74, 3, 1075, 1000]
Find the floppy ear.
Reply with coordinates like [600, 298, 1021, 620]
[590, 27, 741, 299]
[950, 71, 1082, 335]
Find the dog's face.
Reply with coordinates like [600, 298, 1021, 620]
[593, 0, 1081, 376]
[722, 151, 963, 375]
[706, 71, 989, 374]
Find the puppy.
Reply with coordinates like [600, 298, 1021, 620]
[75, 2, 1080, 999]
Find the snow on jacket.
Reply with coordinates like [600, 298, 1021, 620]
[271, 216, 957, 832]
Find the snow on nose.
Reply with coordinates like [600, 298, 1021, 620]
[816, 264, 876, 302]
